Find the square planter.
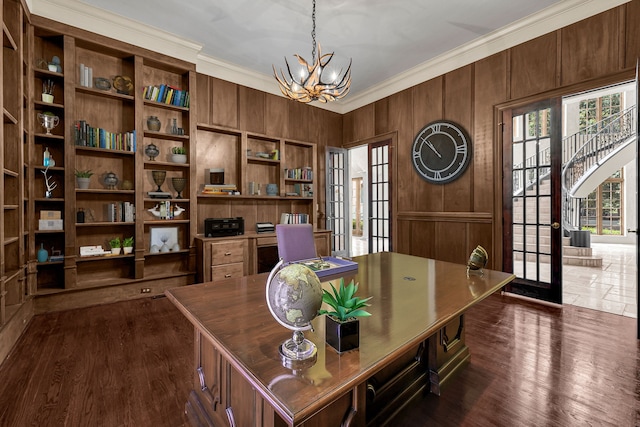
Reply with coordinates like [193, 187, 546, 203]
[325, 316, 359, 353]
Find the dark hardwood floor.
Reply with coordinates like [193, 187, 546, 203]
[0, 293, 638, 426]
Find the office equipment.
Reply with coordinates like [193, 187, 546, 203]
[204, 217, 244, 237]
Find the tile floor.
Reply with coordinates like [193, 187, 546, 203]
[351, 237, 637, 318]
[563, 242, 637, 318]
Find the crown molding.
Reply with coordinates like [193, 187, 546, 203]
[30, 0, 202, 63]
[338, 0, 632, 113]
[29, 0, 631, 115]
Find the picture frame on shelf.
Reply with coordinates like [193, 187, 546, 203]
[149, 226, 179, 253]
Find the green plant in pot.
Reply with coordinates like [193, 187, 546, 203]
[108, 236, 121, 255]
[170, 146, 187, 164]
[75, 169, 93, 189]
[318, 278, 372, 353]
[122, 236, 134, 254]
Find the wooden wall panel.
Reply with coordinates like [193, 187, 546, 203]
[443, 66, 473, 213]
[343, 104, 375, 143]
[238, 86, 265, 134]
[624, 1, 640, 69]
[211, 78, 238, 128]
[374, 98, 389, 135]
[510, 33, 558, 100]
[287, 101, 311, 141]
[195, 73, 211, 124]
[265, 93, 288, 137]
[560, 9, 621, 86]
[411, 78, 443, 213]
[410, 221, 435, 259]
[474, 52, 508, 214]
[435, 221, 466, 264]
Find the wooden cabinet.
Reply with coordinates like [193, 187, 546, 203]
[195, 124, 319, 235]
[1, 0, 28, 359]
[195, 230, 331, 283]
[22, 17, 197, 305]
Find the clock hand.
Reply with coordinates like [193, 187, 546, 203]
[427, 141, 442, 158]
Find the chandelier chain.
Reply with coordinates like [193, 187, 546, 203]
[311, 0, 316, 61]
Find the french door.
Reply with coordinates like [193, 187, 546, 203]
[368, 139, 392, 253]
[326, 147, 350, 257]
[502, 98, 563, 304]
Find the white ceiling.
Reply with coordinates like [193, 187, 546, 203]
[32, 0, 630, 113]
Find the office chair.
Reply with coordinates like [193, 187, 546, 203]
[275, 223, 317, 263]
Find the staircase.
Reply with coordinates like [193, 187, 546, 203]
[513, 176, 603, 267]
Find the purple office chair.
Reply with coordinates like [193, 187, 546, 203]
[275, 223, 317, 263]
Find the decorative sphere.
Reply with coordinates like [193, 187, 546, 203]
[266, 263, 323, 331]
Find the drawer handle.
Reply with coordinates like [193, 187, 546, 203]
[225, 274, 232, 278]
[224, 252, 232, 256]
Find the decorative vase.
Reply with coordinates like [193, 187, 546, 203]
[121, 180, 133, 190]
[104, 172, 119, 190]
[325, 316, 359, 353]
[171, 118, 178, 135]
[266, 183, 278, 196]
[147, 116, 161, 131]
[145, 143, 159, 161]
[76, 177, 90, 189]
[37, 243, 49, 263]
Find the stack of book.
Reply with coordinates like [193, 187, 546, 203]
[142, 84, 190, 108]
[106, 202, 135, 222]
[74, 120, 136, 151]
[280, 212, 309, 224]
[284, 167, 313, 180]
[202, 184, 238, 195]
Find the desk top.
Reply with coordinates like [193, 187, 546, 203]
[166, 252, 515, 425]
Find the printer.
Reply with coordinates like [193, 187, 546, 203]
[204, 217, 244, 237]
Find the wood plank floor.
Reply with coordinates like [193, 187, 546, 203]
[0, 293, 638, 426]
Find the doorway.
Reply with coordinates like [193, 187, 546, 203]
[326, 138, 393, 258]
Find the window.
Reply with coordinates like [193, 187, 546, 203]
[578, 93, 622, 132]
[580, 170, 623, 235]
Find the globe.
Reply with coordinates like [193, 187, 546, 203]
[266, 261, 323, 365]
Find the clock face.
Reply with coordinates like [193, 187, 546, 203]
[411, 120, 471, 184]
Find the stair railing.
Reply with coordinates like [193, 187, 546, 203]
[561, 105, 636, 232]
[562, 105, 636, 195]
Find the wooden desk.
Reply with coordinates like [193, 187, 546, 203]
[166, 252, 515, 426]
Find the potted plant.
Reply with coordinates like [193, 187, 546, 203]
[108, 237, 121, 255]
[171, 146, 187, 164]
[122, 236, 134, 254]
[75, 169, 93, 189]
[318, 278, 372, 353]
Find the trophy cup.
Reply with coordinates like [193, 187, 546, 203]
[171, 177, 186, 199]
[38, 112, 59, 135]
[148, 170, 170, 199]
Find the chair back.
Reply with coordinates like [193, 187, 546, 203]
[275, 224, 317, 263]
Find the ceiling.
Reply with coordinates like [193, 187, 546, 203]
[33, 0, 628, 113]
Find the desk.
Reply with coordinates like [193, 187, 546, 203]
[166, 252, 515, 426]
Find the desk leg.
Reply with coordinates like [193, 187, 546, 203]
[427, 314, 470, 396]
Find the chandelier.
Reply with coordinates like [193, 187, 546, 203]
[273, 0, 352, 103]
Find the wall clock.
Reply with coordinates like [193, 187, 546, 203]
[411, 120, 472, 184]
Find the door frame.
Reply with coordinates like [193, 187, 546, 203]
[493, 71, 637, 279]
[343, 131, 398, 254]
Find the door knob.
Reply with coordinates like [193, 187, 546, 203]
[551, 222, 560, 229]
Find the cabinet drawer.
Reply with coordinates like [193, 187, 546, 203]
[209, 241, 246, 266]
[211, 262, 244, 281]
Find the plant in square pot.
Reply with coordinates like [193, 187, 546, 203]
[108, 237, 122, 255]
[318, 278, 372, 353]
[171, 146, 187, 163]
[122, 236, 134, 254]
[75, 169, 93, 189]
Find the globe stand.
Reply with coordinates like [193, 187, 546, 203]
[266, 259, 323, 369]
[279, 330, 317, 369]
